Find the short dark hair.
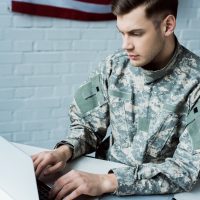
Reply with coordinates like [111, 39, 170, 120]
[111, 0, 178, 19]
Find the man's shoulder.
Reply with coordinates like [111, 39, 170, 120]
[97, 49, 130, 77]
[107, 49, 129, 64]
[179, 45, 200, 67]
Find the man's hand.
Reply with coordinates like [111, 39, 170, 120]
[31, 145, 72, 177]
[49, 170, 118, 200]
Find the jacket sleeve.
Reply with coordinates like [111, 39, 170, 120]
[111, 86, 200, 196]
[57, 58, 112, 160]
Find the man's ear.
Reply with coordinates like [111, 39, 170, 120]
[162, 15, 176, 36]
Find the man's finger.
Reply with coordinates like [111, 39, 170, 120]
[35, 161, 50, 177]
[49, 183, 63, 200]
[44, 161, 63, 175]
[63, 187, 83, 200]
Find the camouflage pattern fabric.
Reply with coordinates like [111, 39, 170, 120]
[56, 41, 200, 195]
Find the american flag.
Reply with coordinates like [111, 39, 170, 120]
[11, 0, 115, 21]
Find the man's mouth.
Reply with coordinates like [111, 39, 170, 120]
[128, 54, 139, 60]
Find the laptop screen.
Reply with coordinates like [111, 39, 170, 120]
[0, 136, 39, 200]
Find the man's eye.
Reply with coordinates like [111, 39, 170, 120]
[119, 32, 144, 37]
[131, 33, 143, 36]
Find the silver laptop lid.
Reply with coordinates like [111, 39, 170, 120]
[0, 185, 14, 200]
[0, 136, 39, 200]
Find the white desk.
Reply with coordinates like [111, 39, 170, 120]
[14, 143, 199, 200]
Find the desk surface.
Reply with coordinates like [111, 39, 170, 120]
[14, 143, 199, 200]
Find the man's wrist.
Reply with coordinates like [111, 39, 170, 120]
[56, 145, 73, 162]
[101, 173, 118, 194]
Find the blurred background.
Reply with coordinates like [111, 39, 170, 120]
[0, 0, 200, 148]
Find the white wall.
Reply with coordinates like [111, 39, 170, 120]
[0, 0, 200, 148]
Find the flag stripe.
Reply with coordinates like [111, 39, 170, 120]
[74, 0, 111, 5]
[12, 2, 116, 21]
[12, 0, 112, 14]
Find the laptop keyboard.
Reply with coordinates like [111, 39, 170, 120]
[37, 179, 51, 200]
[36, 179, 99, 200]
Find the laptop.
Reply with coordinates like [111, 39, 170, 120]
[0, 136, 40, 200]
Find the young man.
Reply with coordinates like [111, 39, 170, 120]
[32, 0, 200, 199]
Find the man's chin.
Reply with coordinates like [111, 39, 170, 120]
[130, 60, 143, 68]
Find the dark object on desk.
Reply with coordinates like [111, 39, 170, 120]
[171, 198, 176, 200]
[37, 179, 51, 200]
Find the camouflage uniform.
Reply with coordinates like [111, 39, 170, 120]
[57, 41, 200, 195]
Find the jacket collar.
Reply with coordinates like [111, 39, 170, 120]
[140, 39, 182, 84]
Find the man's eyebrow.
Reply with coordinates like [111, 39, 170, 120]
[116, 25, 144, 33]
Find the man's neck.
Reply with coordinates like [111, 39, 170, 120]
[143, 35, 176, 71]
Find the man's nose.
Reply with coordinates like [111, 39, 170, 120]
[122, 36, 134, 50]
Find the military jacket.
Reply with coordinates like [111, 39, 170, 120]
[57, 42, 200, 195]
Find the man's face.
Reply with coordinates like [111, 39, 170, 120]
[117, 6, 166, 69]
